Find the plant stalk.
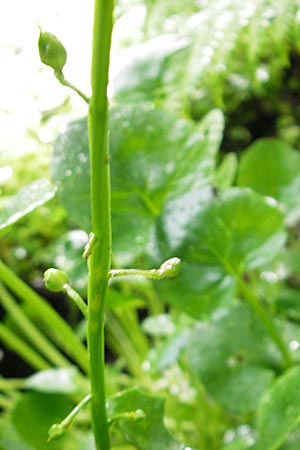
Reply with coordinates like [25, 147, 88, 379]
[87, 0, 114, 449]
[54, 71, 90, 104]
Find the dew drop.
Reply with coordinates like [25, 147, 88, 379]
[289, 340, 300, 351]
[78, 152, 88, 163]
[223, 429, 235, 443]
[142, 360, 151, 372]
[226, 357, 236, 368]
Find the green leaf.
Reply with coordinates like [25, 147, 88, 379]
[24, 368, 80, 394]
[113, 36, 188, 101]
[52, 118, 90, 231]
[237, 138, 300, 214]
[251, 365, 300, 450]
[12, 392, 74, 450]
[0, 422, 35, 450]
[52, 106, 224, 264]
[0, 179, 56, 233]
[186, 303, 275, 413]
[107, 388, 192, 450]
[220, 425, 256, 450]
[214, 152, 238, 191]
[158, 188, 286, 318]
[48, 230, 88, 295]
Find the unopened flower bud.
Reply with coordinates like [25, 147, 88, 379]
[48, 423, 65, 441]
[159, 257, 182, 279]
[38, 31, 67, 72]
[44, 268, 69, 292]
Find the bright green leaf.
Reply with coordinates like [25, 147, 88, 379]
[107, 388, 193, 450]
[52, 106, 224, 264]
[113, 36, 188, 101]
[0, 179, 56, 233]
[214, 152, 238, 190]
[252, 365, 300, 450]
[12, 392, 74, 450]
[158, 188, 286, 318]
[0, 422, 34, 450]
[186, 303, 275, 413]
[237, 138, 300, 214]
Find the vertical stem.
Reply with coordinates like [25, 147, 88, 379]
[87, 1, 114, 449]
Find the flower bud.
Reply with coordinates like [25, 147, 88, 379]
[48, 423, 65, 441]
[38, 31, 67, 72]
[44, 268, 69, 292]
[159, 257, 182, 279]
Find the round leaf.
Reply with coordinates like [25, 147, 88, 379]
[12, 392, 73, 450]
[52, 106, 224, 264]
[158, 188, 286, 318]
[238, 138, 300, 214]
[186, 303, 275, 413]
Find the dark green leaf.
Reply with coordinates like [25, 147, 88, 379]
[186, 303, 275, 413]
[107, 388, 192, 450]
[158, 188, 286, 318]
[52, 106, 224, 264]
[214, 152, 238, 190]
[0, 179, 56, 233]
[0, 422, 34, 450]
[113, 36, 188, 101]
[251, 366, 300, 450]
[12, 392, 74, 450]
[237, 138, 300, 215]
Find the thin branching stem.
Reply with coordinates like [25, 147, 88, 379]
[87, 0, 114, 449]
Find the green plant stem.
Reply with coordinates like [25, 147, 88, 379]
[237, 277, 292, 367]
[87, 0, 114, 449]
[54, 71, 90, 103]
[110, 268, 164, 279]
[65, 285, 88, 319]
[0, 282, 70, 367]
[0, 259, 89, 373]
[0, 323, 50, 371]
[109, 258, 181, 281]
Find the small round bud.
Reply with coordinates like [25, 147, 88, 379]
[48, 423, 65, 441]
[44, 268, 69, 292]
[38, 31, 67, 72]
[159, 257, 182, 279]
